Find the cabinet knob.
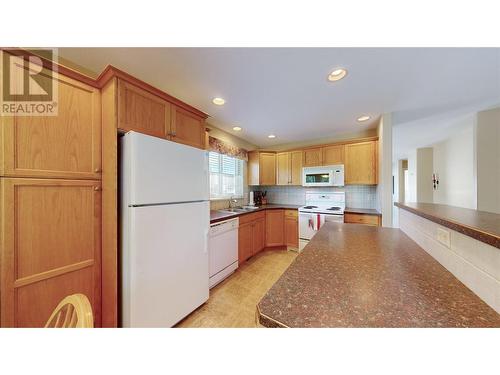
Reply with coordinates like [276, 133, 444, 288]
[94, 168, 101, 173]
[94, 186, 101, 191]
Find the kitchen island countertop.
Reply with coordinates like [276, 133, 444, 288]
[257, 222, 500, 328]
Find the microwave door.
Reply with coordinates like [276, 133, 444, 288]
[303, 172, 332, 186]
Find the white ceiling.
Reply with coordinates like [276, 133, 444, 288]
[58, 48, 500, 147]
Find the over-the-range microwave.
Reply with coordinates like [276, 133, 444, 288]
[302, 165, 344, 187]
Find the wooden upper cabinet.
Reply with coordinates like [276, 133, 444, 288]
[276, 152, 290, 185]
[260, 153, 276, 185]
[170, 105, 206, 149]
[248, 151, 276, 186]
[118, 79, 170, 139]
[265, 209, 285, 247]
[276, 151, 303, 185]
[345, 141, 378, 185]
[322, 144, 344, 165]
[290, 150, 303, 185]
[0, 178, 101, 327]
[303, 148, 322, 167]
[1, 72, 101, 179]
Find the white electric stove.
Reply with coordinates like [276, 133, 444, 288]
[298, 192, 345, 250]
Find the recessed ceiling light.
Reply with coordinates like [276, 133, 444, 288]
[232, 126, 242, 131]
[357, 115, 371, 122]
[328, 68, 347, 82]
[212, 97, 225, 105]
[268, 134, 276, 139]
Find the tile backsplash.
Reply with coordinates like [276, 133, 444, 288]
[250, 185, 378, 208]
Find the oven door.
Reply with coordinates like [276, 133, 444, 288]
[299, 212, 325, 240]
[299, 212, 344, 241]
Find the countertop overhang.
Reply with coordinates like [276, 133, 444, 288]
[395, 202, 500, 249]
[257, 222, 500, 328]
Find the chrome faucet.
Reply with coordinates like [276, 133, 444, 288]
[228, 196, 239, 209]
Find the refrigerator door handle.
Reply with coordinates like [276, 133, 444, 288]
[204, 228, 209, 254]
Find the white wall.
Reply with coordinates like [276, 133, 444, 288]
[432, 120, 476, 209]
[416, 148, 434, 203]
[377, 114, 393, 227]
[476, 107, 500, 214]
[406, 150, 417, 202]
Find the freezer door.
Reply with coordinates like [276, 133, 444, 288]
[122, 131, 209, 206]
[122, 201, 209, 327]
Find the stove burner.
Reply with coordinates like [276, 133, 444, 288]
[303, 206, 318, 209]
[326, 207, 342, 211]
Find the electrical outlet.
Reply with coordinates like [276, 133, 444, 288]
[436, 228, 451, 248]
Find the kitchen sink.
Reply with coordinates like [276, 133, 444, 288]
[218, 206, 258, 214]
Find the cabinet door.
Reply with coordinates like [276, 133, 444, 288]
[118, 79, 170, 139]
[290, 151, 303, 185]
[265, 209, 285, 247]
[345, 141, 377, 185]
[276, 152, 290, 185]
[238, 222, 253, 264]
[1, 72, 101, 179]
[0, 178, 101, 327]
[303, 148, 322, 167]
[285, 217, 299, 248]
[260, 153, 276, 185]
[171, 105, 206, 150]
[322, 145, 344, 165]
[252, 218, 266, 255]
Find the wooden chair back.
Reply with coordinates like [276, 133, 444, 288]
[45, 294, 94, 328]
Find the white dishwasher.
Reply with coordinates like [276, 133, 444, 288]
[209, 217, 239, 288]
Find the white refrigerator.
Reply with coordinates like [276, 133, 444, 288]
[121, 131, 210, 327]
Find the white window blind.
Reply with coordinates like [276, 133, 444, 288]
[209, 151, 244, 199]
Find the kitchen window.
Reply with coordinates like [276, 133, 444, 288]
[209, 151, 244, 199]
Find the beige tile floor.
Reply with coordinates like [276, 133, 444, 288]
[176, 249, 297, 328]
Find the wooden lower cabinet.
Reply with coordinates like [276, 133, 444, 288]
[238, 222, 254, 264]
[238, 213, 266, 264]
[265, 209, 285, 247]
[0, 178, 101, 327]
[284, 210, 299, 249]
[344, 212, 381, 226]
[253, 218, 265, 255]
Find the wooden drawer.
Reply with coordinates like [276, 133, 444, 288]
[284, 209, 298, 218]
[239, 210, 265, 225]
[344, 213, 381, 226]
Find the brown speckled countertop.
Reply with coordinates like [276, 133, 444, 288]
[395, 202, 500, 249]
[257, 222, 500, 328]
[345, 207, 382, 216]
[210, 204, 300, 223]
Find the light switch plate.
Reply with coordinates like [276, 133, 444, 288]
[436, 227, 451, 248]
